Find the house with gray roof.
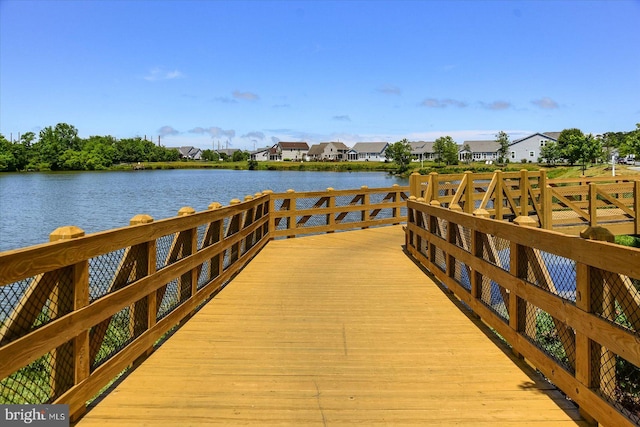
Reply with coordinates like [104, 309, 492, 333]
[307, 142, 350, 161]
[250, 146, 271, 161]
[409, 141, 436, 162]
[173, 146, 203, 160]
[347, 142, 389, 162]
[460, 140, 501, 162]
[508, 132, 560, 163]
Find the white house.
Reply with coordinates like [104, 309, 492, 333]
[307, 142, 350, 161]
[460, 141, 501, 162]
[271, 142, 309, 161]
[509, 132, 560, 163]
[250, 146, 271, 161]
[347, 142, 389, 162]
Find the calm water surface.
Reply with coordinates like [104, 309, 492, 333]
[0, 169, 406, 251]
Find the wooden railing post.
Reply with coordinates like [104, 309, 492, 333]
[430, 172, 439, 206]
[286, 190, 296, 238]
[392, 184, 401, 224]
[514, 170, 537, 227]
[48, 226, 89, 415]
[589, 183, 598, 227]
[361, 186, 370, 228]
[540, 185, 552, 230]
[634, 181, 640, 235]
[128, 214, 156, 359]
[206, 202, 224, 281]
[464, 171, 474, 214]
[495, 170, 503, 220]
[177, 207, 197, 302]
[410, 172, 422, 199]
[326, 188, 335, 232]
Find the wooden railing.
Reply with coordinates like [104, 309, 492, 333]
[269, 185, 407, 238]
[0, 185, 408, 419]
[409, 170, 640, 235]
[405, 197, 640, 427]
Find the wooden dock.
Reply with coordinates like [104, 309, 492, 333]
[75, 226, 586, 426]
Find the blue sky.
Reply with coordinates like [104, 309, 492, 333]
[1, 0, 639, 151]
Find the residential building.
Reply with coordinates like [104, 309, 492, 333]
[271, 142, 309, 161]
[307, 142, 350, 161]
[215, 148, 240, 159]
[250, 147, 271, 161]
[409, 141, 435, 162]
[508, 132, 560, 163]
[460, 141, 501, 162]
[347, 142, 389, 162]
[173, 146, 203, 160]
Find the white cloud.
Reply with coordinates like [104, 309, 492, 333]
[242, 131, 265, 139]
[144, 67, 185, 81]
[481, 101, 512, 111]
[333, 115, 351, 121]
[158, 125, 180, 136]
[421, 98, 468, 108]
[233, 90, 260, 101]
[189, 126, 235, 139]
[377, 84, 401, 95]
[532, 97, 559, 109]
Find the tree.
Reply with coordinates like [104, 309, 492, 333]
[385, 139, 412, 172]
[557, 128, 585, 165]
[433, 136, 459, 165]
[624, 123, 640, 158]
[461, 143, 472, 164]
[232, 150, 249, 162]
[495, 131, 510, 163]
[201, 149, 219, 161]
[539, 141, 562, 165]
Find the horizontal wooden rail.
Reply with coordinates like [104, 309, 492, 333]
[405, 197, 640, 427]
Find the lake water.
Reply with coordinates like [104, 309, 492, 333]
[0, 169, 407, 252]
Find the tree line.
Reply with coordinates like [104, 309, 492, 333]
[0, 123, 186, 171]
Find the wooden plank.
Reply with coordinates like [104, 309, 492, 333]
[76, 227, 586, 426]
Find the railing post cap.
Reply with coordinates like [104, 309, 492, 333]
[392, 184, 399, 187]
[473, 208, 490, 218]
[230, 198, 241, 205]
[361, 185, 369, 189]
[262, 189, 273, 194]
[208, 202, 222, 210]
[286, 189, 295, 193]
[326, 187, 334, 191]
[450, 203, 463, 212]
[417, 197, 426, 203]
[254, 192, 263, 198]
[50, 225, 85, 242]
[410, 172, 421, 176]
[580, 226, 615, 242]
[429, 200, 441, 206]
[514, 215, 537, 227]
[408, 195, 417, 201]
[130, 214, 154, 225]
[244, 195, 253, 201]
[178, 206, 196, 216]
[429, 171, 439, 176]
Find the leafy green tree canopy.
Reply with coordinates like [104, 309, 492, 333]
[385, 139, 412, 172]
[495, 131, 510, 163]
[433, 136, 459, 165]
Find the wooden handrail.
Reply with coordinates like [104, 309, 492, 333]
[405, 198, 640, 427]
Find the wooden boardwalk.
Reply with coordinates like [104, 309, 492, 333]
[75, 226, 587, 426]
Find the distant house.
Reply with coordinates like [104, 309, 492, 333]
[460, 141, 501, 162]
[347, 142, 389, 162]
[250, 146, 271, 161]
[409, 141, 435, 162]
[509, 132, 560, 163]
[173, 146, 203, 160]
[307, 142, 350, 161]
[271, 142, 309, 161]
[215, 148, 240, 159]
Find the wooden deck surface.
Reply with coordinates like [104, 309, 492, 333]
[76, 226, 587, 426]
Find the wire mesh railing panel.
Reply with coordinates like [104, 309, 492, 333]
[522, 249, 576, 302]
[92, 306, 134, 369]
[457, 225, 472, 252]
[481, 234, 510, 271]
[590, 269, 640, 335]
[480, 275, 509, 322]
[197, 224, 208, 248]
[156, 233, 177, 270]
[433, 247, 446, 273]
[0, 352, 53, 404]
[0, 278, 33, 325]
[197, 260, 211, 290]
[156, 279, 180, 320]
[606, 349, 640, 424]
[88, 248, 128, 302]
[522, 301, 575, 374]
[453, 259, 471, 292]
